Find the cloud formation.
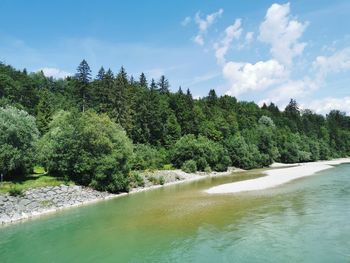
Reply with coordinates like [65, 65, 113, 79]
[306, 97, 350, 115]
[193, 9, 224, 46]
[40, 67, 71, 79]
[258, 3, 308, 65]
[214, 19, 242, 64]
[313, 47, 350, 76]
[223, 59, 287, 96]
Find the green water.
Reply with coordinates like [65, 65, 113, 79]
[1, 165, 350, 263]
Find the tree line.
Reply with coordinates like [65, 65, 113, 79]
[1, 60, 350, 192]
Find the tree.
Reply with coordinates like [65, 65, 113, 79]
[37, 110, 133, 193]
[0, 106, 39, 179]
[163, 112, 181, 148]
[111, 67, 133, 134]
[224, 134, 262, 169]
[75, 59, 91, 112]
[139, 72, 148, 88]
[171, 135, 230, 172]
[36, 89, 54, 134]
[96, 66, 106, 81]
[131, 144, 165, 170]
[258, 115, 275, 127]
[157, 75, 170, 94]
[207, 89, 218, 107]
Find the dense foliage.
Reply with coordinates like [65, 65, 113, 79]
[0, 106, 39, 179]
[171, 135, 230, 172]
[37, 110, 133, 193]
[131, 144, 166, 170]
[1, 60, 350, 191]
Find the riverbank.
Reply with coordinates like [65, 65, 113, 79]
[0, 168, 239, 225]
[206, 158, 350, 194]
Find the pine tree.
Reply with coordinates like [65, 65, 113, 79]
[75, 59, 91, 112]
[36, 89, 53, 134]
[111, 67, 133, 133]
[96, 66, 106, 81]
[97, 68, 114, 113]
[150, 78, 157, 90]
[139, 72, 148, 88]
[157, 75, 170, 94]
[207, 89, 218, 107]
[163, 112, 181, 147]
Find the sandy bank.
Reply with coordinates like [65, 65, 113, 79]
[206, 158, 350, 194]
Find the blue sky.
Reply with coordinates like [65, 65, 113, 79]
[1, 0, 350, 113]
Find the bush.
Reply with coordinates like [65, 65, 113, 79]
[38, 110, 133, 193]
[171, 135, 230, 172]
[159, 176, 165, 185]
[224, 134, 263, 169]
[162, 164, 174, 170]
[181, 160, 197, 173]
[204, 166, 212, 173]
[129, 171, 145, 188]
[0, 106, 39, 179]
[131, 144, 166, 170]
[9, 185, 24, 197]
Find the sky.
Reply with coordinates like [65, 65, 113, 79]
[1, 0, 350, 114]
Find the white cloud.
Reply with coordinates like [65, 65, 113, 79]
[214, 19, 242, 64]
[181, 16, 191, 26]
[194, 35, 204, 46]
[223, 59, 288, 96]
[193, 9, 224, 46]
[305, 97, 350, 115]
[258, 3, 308, 65]
[313, 47, 350, 76]
[40, 67, 71, 79]
[260, 78, 319, 107]
[245, 32, 254, 45]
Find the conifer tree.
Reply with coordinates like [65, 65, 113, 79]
[157, 75, 170, 94]
[139, 72, 148, 88]
[75, 59, 91, 112]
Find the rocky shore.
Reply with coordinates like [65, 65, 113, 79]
[0, 185, 114, 225]
[0, 168, 239, 225]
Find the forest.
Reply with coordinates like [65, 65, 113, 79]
[1, 60, 350, 193]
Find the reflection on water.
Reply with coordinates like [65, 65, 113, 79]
[0, 165, 350, 263]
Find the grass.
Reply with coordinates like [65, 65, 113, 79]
[0, 166, 74, 194]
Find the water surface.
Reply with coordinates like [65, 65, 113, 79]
[1, 165, 350, 262]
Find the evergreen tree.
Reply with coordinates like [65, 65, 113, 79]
[157, 75, 170, 94]
[111, 67, 133, 134]
[75, 59, 91, 112]
[96, 66, 106, 81]
[207, 89, 218, 107]
[139, 72, 148, 88]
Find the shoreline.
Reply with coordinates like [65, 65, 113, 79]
[0, 168, 240, 226]
[2, 158, 349, 226]
[205, 158, 350, 194]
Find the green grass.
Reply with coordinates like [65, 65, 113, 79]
[0, 166, 74, 194]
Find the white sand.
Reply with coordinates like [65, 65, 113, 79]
[205, 158, 350, 194]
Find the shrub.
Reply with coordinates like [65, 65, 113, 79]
[162, 164, 174, 170]
[204, 166, 212, 173]
[0, 106, 39, 179]
[129, 171, 145, 188]
[131, 144, 165, 170]
[224, 134, 263, 169]
[38, 110, 133, 193]
[171, 135, 230, 172]
[181, 160, 197, 173]
[9, 185, 24, 197]
[159, 176, 165, 185]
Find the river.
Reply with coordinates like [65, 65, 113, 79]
[1, 165, 349, 262]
